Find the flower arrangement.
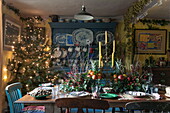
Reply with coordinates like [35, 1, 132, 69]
[61, 60, 104, 92]
[112, 73, 142, 93]
[61, 59, 150, 93]
[111, 60, 149, 93]
[61, 70, 104, 92]
[61, 72, 89, 92]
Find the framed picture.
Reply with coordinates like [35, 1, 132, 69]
[134, 29, 167, 54]
[3, 14, 22, 50]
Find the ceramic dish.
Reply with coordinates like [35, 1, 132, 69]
[68, 91, 90, 97]
[72, 28, 93, 46]
[39, 83, 54, 87]
[125, 91, 149, 98]
[165, 93, 170, 98]
[30, 87, 52, 100]
[96, 31, 114, 44]
[99, 93, 118, 99]
[54, 33, 67, 46]
[53, 47, 62, 58]
[102, 87, 113, 93]
[61, 48, 68, 58]
[31, 94, 50, 100]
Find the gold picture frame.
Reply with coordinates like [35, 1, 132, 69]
[134, 29, 167, 54]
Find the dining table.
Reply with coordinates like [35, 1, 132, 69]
[15, 91, 170, 113]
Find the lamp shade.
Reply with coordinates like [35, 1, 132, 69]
[74, 5, 94, 20]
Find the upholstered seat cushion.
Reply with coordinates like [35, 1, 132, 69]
[21, 106, 45, 113]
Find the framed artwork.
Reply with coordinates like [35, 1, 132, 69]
[134, 29, 167, 54]
[3, 14, 22, 50]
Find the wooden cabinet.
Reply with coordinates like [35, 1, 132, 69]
[147, 67, 170, 85]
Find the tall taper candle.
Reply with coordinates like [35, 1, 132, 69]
[99, 42, 102, 68]
[105, 31, 108, 44]
[112, 52, 114, 67]
[113, 40, 115, 53]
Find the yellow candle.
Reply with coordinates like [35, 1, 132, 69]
[113, 40, 115, 53]
[99, 42, 102, 68]
[105, 31, 107, 44]
[112, 52, 114, 67]
[101, 60, 103, 67]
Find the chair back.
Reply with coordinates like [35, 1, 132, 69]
[56, 98, 110, 113]
[5, 82, 24, 113]
[125, 101, 170, 113]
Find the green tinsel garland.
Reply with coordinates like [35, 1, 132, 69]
[139, 19, 170, 29]
[124, 0, 153, 38]
[3, 1, 43, 22]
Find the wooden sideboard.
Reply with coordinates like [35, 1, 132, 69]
[146, 67, 170, 86]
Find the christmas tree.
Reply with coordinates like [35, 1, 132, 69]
[7, 17, 54, 93]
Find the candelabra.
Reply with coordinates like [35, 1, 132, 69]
[98, 31, 115, 70]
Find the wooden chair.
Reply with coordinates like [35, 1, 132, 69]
[56, 98, 110, 113]
[5, 82, 45, 113]
[125, 101, 170, 113]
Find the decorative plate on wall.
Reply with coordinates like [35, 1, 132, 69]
[53, 47, 62, 58]
[72, 28, 93, 46]
[54, 33, 67, 46]
[61, 48, 68, 58]
[96, 31, 114, 44]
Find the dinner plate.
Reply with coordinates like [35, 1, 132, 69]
[99, 93, 118, 99]
[68, 91, 90, 97]
[165, 93, 170, 98]
[125, 91, 149, 98]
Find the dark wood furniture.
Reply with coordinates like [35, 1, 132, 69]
[125, 101, 170, 113]
[15, 94, 170, 113]
[56, 98, 110, 113]
[49, 22, 117, 73]
[146, 67, 170, 85]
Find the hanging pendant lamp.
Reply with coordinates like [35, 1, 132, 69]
[74, 5, 94, 20]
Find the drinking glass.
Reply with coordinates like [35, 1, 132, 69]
[91, 85, 101, 98]
[52, 84, 60, 99]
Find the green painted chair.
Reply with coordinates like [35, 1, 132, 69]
[5, 82, 45, 113]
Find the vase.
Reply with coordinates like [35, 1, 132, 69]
[49, 15, 59, 22]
